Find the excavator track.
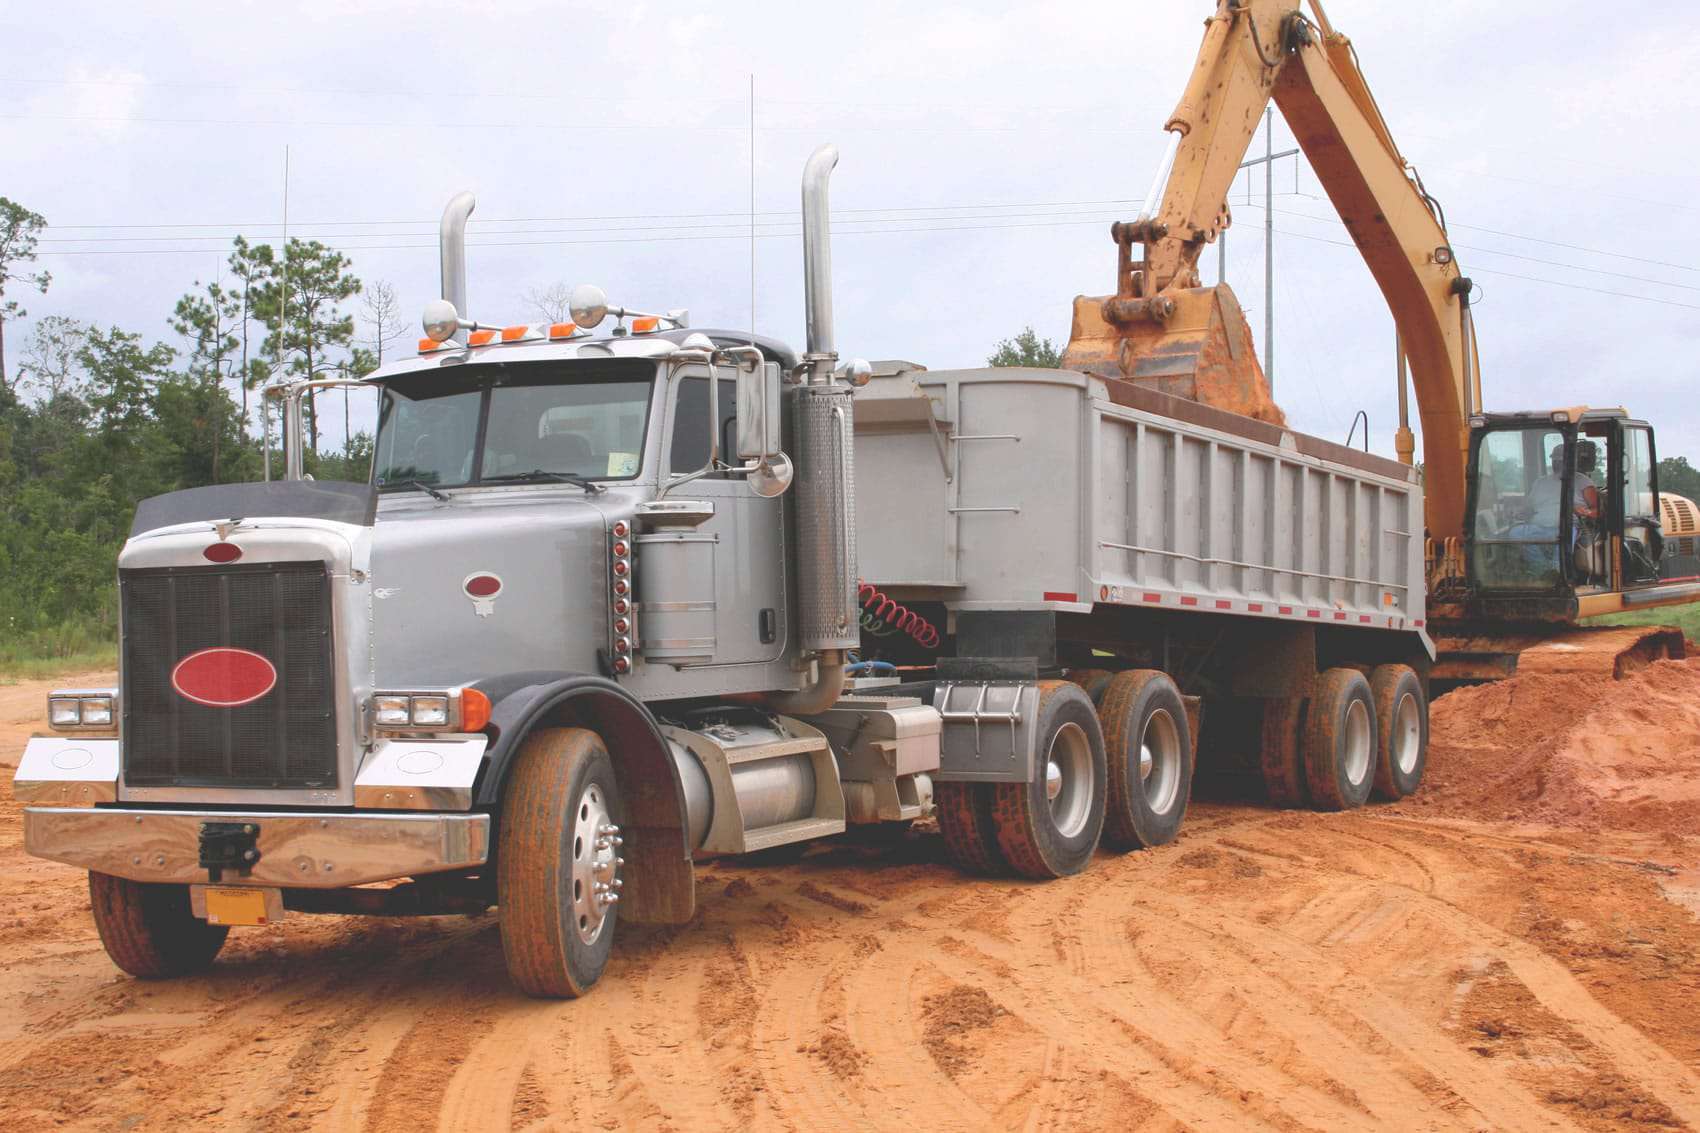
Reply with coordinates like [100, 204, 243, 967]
[1431, 624, 1687, 686]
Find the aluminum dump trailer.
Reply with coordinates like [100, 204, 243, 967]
[854, 364, 1430, 652]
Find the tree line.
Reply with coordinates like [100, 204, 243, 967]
[0, 196, 401, 661]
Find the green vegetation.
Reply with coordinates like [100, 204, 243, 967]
[987, 326, 1061, 368]
[1, 195, 383, 671]
[1586, 602, 1700, 639]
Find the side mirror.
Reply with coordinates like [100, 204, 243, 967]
[569, 284, 609, 329]
[736, 360, 782, 460]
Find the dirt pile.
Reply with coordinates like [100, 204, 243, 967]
[1419, 657, 1700, 833]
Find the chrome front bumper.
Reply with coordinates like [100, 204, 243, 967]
[23, 807, 489, 888]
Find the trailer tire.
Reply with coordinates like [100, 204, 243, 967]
[88, 872, 228, 979]
[1098, 670, 1192, 850]
[990, 681, 1108, 878]
[1259, 696, 1309, 807]
[1303, 669, 1377, 811]
[497, 726, 624, 999]
[936, 782, 1008, 876]
[1370, 665, 1427, 800]
[1065, 668, 1115, 706]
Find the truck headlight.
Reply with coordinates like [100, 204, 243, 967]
[369, 689, 490, 733]
[373, 695, 413, 727]
[411, 696, 450, 727]
[47, 690, 118, 731]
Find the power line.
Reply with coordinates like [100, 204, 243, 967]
[1239, 202, 1700, 294]
[38, 200, 1148, 240]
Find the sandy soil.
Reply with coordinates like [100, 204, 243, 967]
[3, 667, 1700, 1131]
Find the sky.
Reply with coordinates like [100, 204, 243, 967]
[4, 0, 1698, 467]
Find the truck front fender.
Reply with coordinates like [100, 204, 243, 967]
[473, 671, 695, 927]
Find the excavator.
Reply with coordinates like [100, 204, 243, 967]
[1064, 0, 1699, 682]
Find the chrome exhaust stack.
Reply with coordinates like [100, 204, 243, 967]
[439, 191, 476, 345]
[786, 144, 858, 700]
[802, 145, 839, 368]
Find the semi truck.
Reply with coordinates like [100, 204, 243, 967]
[12, 140, 1431, 997]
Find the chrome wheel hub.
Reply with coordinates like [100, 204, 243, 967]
[1392, 691, 1421, 775]
[1139, 708, 1182, 815]
[570, 783, 622, 946]
[1046, 722, 1093, 839]
[1343, 699, 1372, 786]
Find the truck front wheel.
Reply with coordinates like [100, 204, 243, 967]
[89, 872, 229, 978]
[497, 727, 624, 998]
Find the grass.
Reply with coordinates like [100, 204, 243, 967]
[0, 618, 118, 683]
[1584, 602, 1700, 639]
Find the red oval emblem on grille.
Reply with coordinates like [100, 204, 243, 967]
[171, 647, 277, 707]
[464, 574, 502, 598]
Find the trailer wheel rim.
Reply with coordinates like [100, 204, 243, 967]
[1045, 722, 1093, 840]
[1343, 698, 1372, 786]
[1392, 691, 1421, 775]
[570, 783, 620, 946]
[1140, 707, 1182, 815]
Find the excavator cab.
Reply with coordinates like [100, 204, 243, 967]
[1464, 409, 1667, 617]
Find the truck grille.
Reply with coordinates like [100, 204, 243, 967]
[120, 561, 337, 789]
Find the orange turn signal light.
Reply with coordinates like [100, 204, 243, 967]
[460, 688, 492, 732]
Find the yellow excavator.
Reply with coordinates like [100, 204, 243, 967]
[1064, 0, 1697, 681]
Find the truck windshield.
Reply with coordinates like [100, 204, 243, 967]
[373, 359, 655, 489]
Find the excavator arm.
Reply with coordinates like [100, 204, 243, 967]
[1063, 0, 1479, 543]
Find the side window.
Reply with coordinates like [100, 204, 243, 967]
[668, 378, 738, 477]
[1626, 428, 1656, 519]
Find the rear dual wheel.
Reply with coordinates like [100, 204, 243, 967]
[938, 681, 1108, 879]
[1098, 670, 1192, 850]
[1303, 668, 1378, 811]
[990, 681, 1108, 878]
[1370, 664, 1427, 800]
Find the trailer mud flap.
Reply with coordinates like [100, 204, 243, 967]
[932, 681, 1040, 783]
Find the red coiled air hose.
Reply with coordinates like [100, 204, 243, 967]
[857, 581, 941, 649]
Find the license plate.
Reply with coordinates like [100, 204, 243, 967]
[201, 886, 275, 926]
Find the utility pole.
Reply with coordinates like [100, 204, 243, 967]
[1224, 108, 1298, 394]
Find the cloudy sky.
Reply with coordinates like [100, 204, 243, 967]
[5, 0, 1698, 466]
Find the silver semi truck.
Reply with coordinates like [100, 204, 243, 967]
[13, 147, 1431, 997]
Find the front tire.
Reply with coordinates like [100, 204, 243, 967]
[1098, 670, 1192, 850]
[1370, 665, 1428, 800]
[497, 727, 624, 999]
[989, 681, 1107, 878]
[1303, 669, 1377, 811]
[89, 872, 229, 979]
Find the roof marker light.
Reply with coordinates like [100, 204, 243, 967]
[631, 316, 660, 333]
[501, 325, 535, 342]
[467, 329, 498, 346]
[548, 322, 579, 340]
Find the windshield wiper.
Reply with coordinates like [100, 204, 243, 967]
[391, 478, 450, 501]
[484, 469, 606, 494]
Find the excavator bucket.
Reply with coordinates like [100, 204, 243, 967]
[1061, 283, 1286, 426]
[1431, 624, 1687, 685]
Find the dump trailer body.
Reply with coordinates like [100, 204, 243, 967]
[855, 366, 1430, 653]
